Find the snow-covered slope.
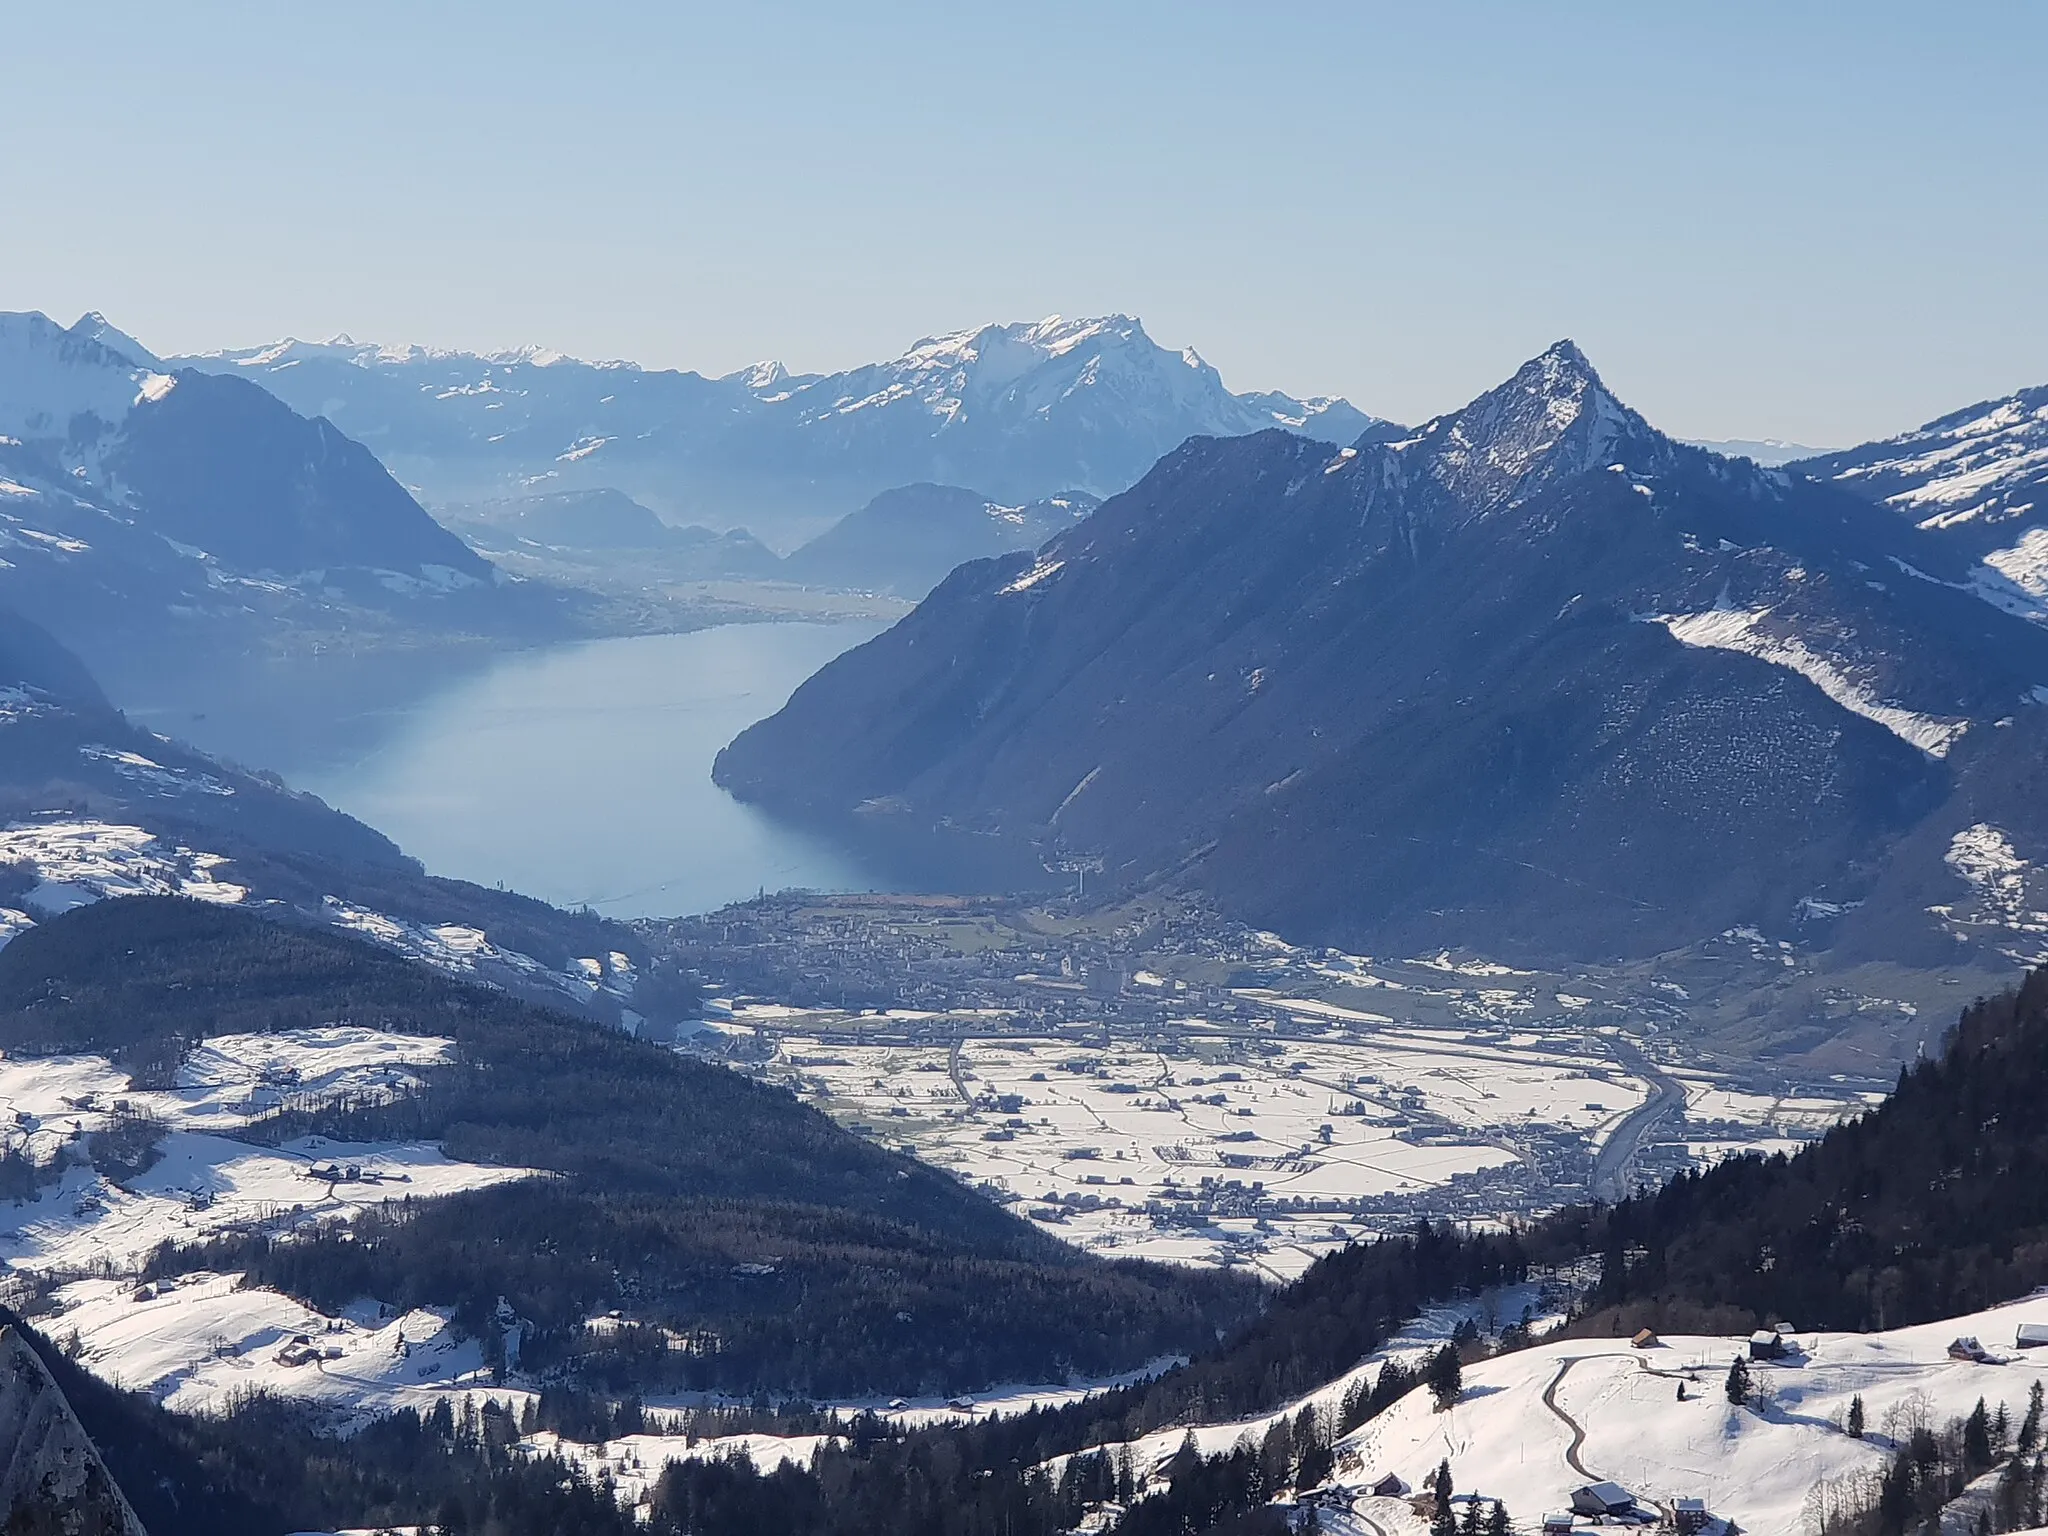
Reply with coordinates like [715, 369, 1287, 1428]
[179, 315, 1390, 545]
[0, 817, 642, 1015]
[1798, 385, 2048, 625]
[0, 311, 178, 472]
[1042, 1291, 2048, 1535]
[0, 1027, 539, 1428]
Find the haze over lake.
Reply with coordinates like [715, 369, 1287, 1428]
[279, 622, 898, 917]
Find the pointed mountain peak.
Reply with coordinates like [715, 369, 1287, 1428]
[67, 312, 160, 368]
[1492, 339, 1615, 421]
[1410, 340, 1652, 511]
[1519, 337, 1604, 394]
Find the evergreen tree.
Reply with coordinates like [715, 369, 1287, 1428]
[1846, 1393, 1865, 1439]
[1258, 1417, 1293, 1495]
[1966, 1397, 1993, 1471]
[1725, 1356, 1751, 1406]
[1428, 1344, 1464, 1411]
[2020, 1381, 2044, 1456]
[1997, 1447, 2032, 1530]
[1294, 1413, 1333, 1494]
[1430, 1459, 1457, 1536]
[1485, 1500, 1510, 1536]
[1459, 1496, 1483, 1535]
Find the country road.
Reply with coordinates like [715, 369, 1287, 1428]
[1591, 1036, 1686, 1203]
[1541, 1356, 1597, 1480]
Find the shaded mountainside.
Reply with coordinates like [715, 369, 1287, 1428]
[718, 343, 2048, 976]
[8, 897, 1259, 1396]
[782, 483, 1099, 597]
[0, 609, 406, 871]
[181, 315, 1387, 545]
[0, 311, 584, 693]
[105, 367, 488, 579]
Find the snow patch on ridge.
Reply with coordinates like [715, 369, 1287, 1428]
[1650, 605, 1969, 758]
[1001, 558, 1064, 594]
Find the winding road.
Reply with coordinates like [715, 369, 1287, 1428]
[1542, 1356, 1598, 1480]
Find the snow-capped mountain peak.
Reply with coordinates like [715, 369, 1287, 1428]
[731, 359, 791, 392]
[0, 311, 176, 464]
[67, 311, 159, 368]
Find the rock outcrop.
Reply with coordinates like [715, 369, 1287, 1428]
[0, 1325, 148, 1535]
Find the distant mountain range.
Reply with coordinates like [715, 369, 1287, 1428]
[718, 342, 2048, 971]
[177, 315, 1389, 547]
[446, 481, 1101, 599]
[0, 311, 581, 700]
[1681, 437, 1830, 466]
[441, 487, 786, 582]
[780, 484, 1100, 597]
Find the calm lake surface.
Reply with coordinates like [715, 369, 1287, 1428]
[275, 622, 899, 918]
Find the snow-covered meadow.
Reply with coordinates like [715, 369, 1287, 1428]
[0, 1027, 535, 1420]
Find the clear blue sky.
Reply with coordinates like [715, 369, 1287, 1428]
[4, 1, 2043, 446]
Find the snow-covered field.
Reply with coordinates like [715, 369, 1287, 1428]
[771, 1029, 1614, 1277]
[0, 1028, 536, 1420]
[52, 1272, 505, 1422]
[750, 1009, 1865, 1280]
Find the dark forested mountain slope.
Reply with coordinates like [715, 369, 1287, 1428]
[5, 897, 1257, 1397]
[1582, 964, 2048, 1333]
[718, 344, 2048, 967]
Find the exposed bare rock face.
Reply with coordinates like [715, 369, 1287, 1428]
[0, 1325, 148, 1536]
